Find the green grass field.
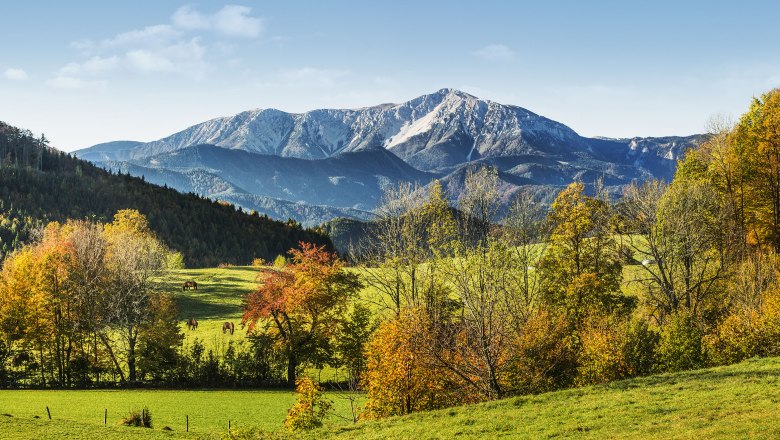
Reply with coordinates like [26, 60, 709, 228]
[163, 266, 254, 351]
[2, 357, 779, 439]
[312, 356, 780, 439]
[0, 388, 362, 439]
[161, 265, 354, 382]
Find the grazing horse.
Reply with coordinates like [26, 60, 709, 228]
[187, 317, 198, 330]
[182, 281, 198, 291]
[222, 322, 235, 335]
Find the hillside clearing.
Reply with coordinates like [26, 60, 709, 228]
[311, 356, 780, 439]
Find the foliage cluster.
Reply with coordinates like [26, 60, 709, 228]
[353, 90, 780, 420]
[0, 120, 331, 267]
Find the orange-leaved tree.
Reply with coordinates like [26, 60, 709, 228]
[243, 242, 362, 386]
[362, 307, 469, 418]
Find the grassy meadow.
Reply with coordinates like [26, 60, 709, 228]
[2, 356, 779, 439]
[0, 388, 362, 438]
[311, 356, 780, 439]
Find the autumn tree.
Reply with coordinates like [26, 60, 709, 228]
[362, 307, 471, 418]
[358, 182, 427, 315]
[540, 182, 623, 323]
[334, 303, 375, 385]
[358, 181, 456, 316]
[501, 190, 551, 332]
[732, 89, 780, 250]
[243, 242, 362, 386]
[621, 181, 735, 323]
[102, 210, 172, 383]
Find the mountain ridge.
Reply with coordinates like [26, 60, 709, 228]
[75, 89, 704, 224]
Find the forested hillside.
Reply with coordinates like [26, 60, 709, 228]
[0, 121, 331, 267]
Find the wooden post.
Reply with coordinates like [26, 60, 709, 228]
[104, 408, 107, 425]
[186, 415, 189, 432]
[228, 420, 231, 431]
[142, 409, 145, 427]
[46, 406, 51, 420]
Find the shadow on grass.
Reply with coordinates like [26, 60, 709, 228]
[174, 293, 240, 319]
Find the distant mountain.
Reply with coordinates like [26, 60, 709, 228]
[0, 121, 331, 267]
[100, 144, 434, 223]
[74, 140, 143, 162]
[76, 89, 704, 224]
[101, 156, 376, 226]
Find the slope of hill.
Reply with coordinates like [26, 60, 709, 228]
[74, 140, 143, 162]
[100, 159, 375, 226]
[312, 357, 780, 439]
[119, 144, 435, 211]
[2, 356, 775, 438]
[0, 121, 331, 267]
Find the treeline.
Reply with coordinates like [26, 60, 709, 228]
[342, 89, 780, 417]
[0, 210, 295, 388]
[0, 120, 332, 267]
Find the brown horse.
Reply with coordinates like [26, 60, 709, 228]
[187, 317, 198, 330]
[182, 281, 198, 291]
[222, 322, 235, 335]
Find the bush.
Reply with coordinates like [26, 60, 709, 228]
[705, 289, 780, 365]
[622, 319, 660, 376]
[121, 407, 152, 428]
[362, 308, 466, 418]
[657, 314, 704, 372]
[252, 257, 267, 267]
[506, 310, 578, 394]
[576, 316, 629, 386]
[273, 255, 287, 268]
[284, 377, 332, 431]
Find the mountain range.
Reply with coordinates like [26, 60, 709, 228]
[75, 88, 704, 225]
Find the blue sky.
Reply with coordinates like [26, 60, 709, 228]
[1, 1, 779, 151]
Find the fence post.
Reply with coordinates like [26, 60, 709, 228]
[142, 409, 145, 427]
[46, 406, 51, 420]
[228, 419, 231, 431]
[104, 408, 107, 425]
[186, 415, 189, 432]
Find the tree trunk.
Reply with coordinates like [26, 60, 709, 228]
[287, 352, 297, 387]
[99, 333, 125, 383]
[128, 327, 137, 383]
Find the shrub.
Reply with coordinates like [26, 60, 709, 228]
[506, 310, 578, 394]
[273, 255, 287, 268]
[705, 288, 780, 365]
[621, 318, 660, 376]
[252, 257, 267, 267]
[362, 308, 465, 418]
[576, 316, 629, 386]
[657, 314, 704, 372]
[284, 377, 332, 431]
[121, 407, 152, 428]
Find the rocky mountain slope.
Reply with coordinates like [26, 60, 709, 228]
[75, 89, 703, 224]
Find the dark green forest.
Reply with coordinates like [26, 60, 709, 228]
[0, 121, 331, 267]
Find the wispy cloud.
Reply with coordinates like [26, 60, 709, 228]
[172, 5, 264, 38]
[57, 56, 120, 76]
[472, 44, 515, 62]
[50, 5, 263, 87]
[4, 68, 28, 81]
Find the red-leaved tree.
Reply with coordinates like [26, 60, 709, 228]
[243, 242, 362, 386]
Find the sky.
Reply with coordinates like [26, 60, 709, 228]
[1, 1, 779, 151]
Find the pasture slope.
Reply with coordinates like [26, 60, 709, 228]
[310, 356, 780, 440]
[1, 357, 779, 438]
[166, 265, 351, 383]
